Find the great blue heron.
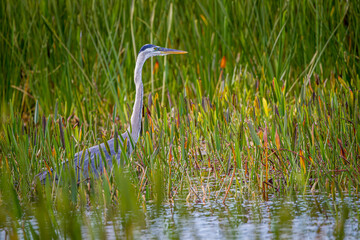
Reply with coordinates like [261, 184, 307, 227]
[36, 44, 187, 183]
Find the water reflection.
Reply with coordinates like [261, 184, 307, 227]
[128, 194, 360, 239]
[1, 193, 359, 239]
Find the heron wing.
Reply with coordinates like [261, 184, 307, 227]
[36, 132, 130, 184]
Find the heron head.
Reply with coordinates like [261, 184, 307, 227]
[138, 44, 187, 58]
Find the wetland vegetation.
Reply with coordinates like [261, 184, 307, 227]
[0, 0, 359, 238]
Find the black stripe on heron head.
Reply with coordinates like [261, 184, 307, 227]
[139, 44, 155, 54]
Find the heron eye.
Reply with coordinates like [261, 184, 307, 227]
[154, 47, 159, 51]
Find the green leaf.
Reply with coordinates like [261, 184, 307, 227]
[34, 100, 39, 125]
[247, 121, 261, 147]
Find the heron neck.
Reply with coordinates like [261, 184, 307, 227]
[129, 55, 146, 145]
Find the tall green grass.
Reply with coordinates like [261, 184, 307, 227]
[0, 0, 359, 238]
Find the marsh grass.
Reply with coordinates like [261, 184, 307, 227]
[0, 0, 360, 238]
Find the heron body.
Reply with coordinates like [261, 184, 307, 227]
[36, 44, 187, 183]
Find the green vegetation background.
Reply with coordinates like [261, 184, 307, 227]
[0, 0, 359, 238]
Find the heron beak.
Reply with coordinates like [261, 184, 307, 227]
[159, 47, 187, 55]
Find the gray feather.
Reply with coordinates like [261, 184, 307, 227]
[36, 132, 131, 184]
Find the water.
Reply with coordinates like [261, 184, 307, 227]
[1, 193, 359, 239]
[103, 193, 359, 239]
[133, 194, 359, 239]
